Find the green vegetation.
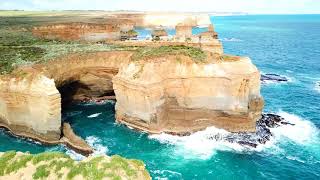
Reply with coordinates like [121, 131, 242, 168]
[0, 151, 17, 176]
[0, 15, 122, 75]
[121, 29, 138, 38]
[0, 14, 207, 75]
[5, 154, 33, 174]
[131, 45, 207, 63]
[0, 151, 150, 179]
[32, 152, 70, 164]
[221, 54, 240, 62]
[33, 165, 50, 179]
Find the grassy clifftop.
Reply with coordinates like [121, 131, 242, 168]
[0, 15, 207, 75]
[0, 151, 151, 180]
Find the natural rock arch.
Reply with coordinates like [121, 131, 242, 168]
[0, 50, 264, 147]
[0, 51, 132, 143]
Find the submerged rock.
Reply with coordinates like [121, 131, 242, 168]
[207, 113, 294, 148]
[261, 73, 288, 83]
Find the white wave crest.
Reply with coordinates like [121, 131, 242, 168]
[220, 38, 243, 42]
[66, 148, 85, 161]
[315, 81, 320, 93]
[86, 136, 108, 156]
[271, 111, 319, 145]
[149, 111, 319, 159]
[65, 136, 108, 161]
[149, 127, 247, 159]
[152, 169, 182, 180]
[87, 113, 102, 118]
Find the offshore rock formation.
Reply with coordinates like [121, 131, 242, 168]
[32, 13, 211, 42]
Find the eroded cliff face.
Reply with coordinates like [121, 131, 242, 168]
[0, 49, 263, 144]
[0, 51, 132, 143]
[32, 23, 122, 41]
[0, 74, 61, 142]
[113, 55, 264, 134]
[32, 13, 212, 41]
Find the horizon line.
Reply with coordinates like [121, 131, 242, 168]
[0, 9, 319, 15]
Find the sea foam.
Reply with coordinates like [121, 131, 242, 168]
[86, 136, 108, 156]
[272, 111, 319, 145]
[87, 113, 102, 118]
[149, 111, 319, 160]
[65, 136, 108, 161]
[315, 81, 320, 93]
[220, 38, 243, 42]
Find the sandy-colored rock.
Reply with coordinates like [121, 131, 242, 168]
[32, 23, 121, 41]
[32, 12, 212, 41]
[0, 74, 61, 142]
[176, 23, 193, 38]
[61, 123, 93, 155]
[113, 55, 263, 134]
[0, 51, 132, 146]
[0, 13, 264, 146]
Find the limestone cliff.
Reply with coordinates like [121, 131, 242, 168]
[0, 49, 264, 146]
[0, 51, 132, 143]
[0, 13, 264, 146]
[113, 55, 263, 134]
[0, 74, 61, 142]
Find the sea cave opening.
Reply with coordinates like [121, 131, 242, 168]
[55, 76, 117, 125]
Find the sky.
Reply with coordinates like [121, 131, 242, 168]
[0, 0, 320, 14]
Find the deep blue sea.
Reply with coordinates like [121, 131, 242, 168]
[1, 15, 320, 179]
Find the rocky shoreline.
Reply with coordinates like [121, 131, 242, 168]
[208, 113, 295, 148]
[0, 122, 93, 156]
[2, 109, 292, 154]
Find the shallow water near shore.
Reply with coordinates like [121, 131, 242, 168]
[1, 15, 320, 179]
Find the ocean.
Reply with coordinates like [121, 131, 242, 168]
[0, 15, 320, 179]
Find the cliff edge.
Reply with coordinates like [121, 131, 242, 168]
[0, 13, 264, 153]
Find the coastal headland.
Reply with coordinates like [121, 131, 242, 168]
[0, 11, 263, 155]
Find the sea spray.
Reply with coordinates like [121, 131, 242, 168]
[86, 136, 108, 156]
[149, 112, 320, 160]
[272, 111, 319, 145]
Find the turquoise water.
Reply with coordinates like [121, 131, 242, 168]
[1, 15, 320, 179]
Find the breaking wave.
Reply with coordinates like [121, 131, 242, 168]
[66, 136, 108, 161]
[152, 169, 183, 180]
[220, 38, 243, 42]
[86, 136, 108, 156]
[272, 111, 319, 145]
[149, 111, 319, 160]
[66, 148, 85, 161]
[315, 81, 320, 93]
[87, 113, 102, 118]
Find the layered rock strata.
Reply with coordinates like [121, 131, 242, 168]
[113, 55, 264, 134]
[0, 13, 264, 152]
[0, 51, 132, 154]
[0, 50, 263, 143]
